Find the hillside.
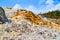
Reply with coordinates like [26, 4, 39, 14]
[38, 10, 60, 25]
[40, 10, 60, 19]
[0, 8, 60, 40]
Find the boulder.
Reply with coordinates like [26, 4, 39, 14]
[0, 7, 8, 23]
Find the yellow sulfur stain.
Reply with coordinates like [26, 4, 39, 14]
[11, 10, 60, 32]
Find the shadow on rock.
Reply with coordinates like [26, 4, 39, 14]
[0, 7, 8, 24]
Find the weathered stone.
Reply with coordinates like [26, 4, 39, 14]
[0, 7, 8, 23]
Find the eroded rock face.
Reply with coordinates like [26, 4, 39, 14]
[0, 7, 8, 23]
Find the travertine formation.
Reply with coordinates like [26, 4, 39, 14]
[50, 19, 60, 25]
[0, 8, 60, 40]
[11, 10, 60, 32]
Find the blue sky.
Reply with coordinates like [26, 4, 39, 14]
[0, 0, 60, 14]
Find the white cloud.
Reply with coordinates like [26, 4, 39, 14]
[44, 0, 54, 12]
[13, 4, 39, 14]
[24, 5, 38, 14]
[42, 0, 60, 13]
[25, 5, 35, 11]
[54, 3, 60, 10]
[46, 0, 53, 4]
[13, 4, 22, 9]
[13, 1, 60, 14]
[12, 4, 23, 12]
